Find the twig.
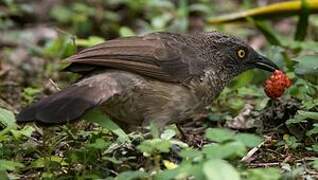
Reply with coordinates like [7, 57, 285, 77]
[248, 162, 281, 167]
[48, 78, 61, 91]
[241, 141, 265, 163]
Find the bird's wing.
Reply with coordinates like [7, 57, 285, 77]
[16, 73, 123, 124]
[64, 33, 205, 82]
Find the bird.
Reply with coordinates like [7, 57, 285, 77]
[16, 31, 279, 131]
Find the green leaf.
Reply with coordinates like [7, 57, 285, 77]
[0, 108, 16, 128]
[44, 36, 76, 59]
[311, 158, 318, 170]
[160, 129, 176, 140]
[306, 124, 318, 136]
[246, 168, 281, 180]
[283, 135, 300, 149]
[202, 141, 246, 159]
[116, 171, 149, 180]
[156, 162, 205, 180]
[179, 148, 203, 159]
[298, 110, 318, 120]
[137, 138, 172, 154]
[10, 125, 35, 139]
[203, 159, 240, 180]
[287, 110, 318, 124]
[205, 128, 235, 143]
[86, 138, 110, 149]
[119, 27, 135, 37]
[76, 36, 104, 47]
[235, 133, 263, 148]
[294, 55, 318, 84]
[150, 122, 160, 138]
[32, 156, 68, 168]
[84, 109, 130, 143]
[0, 160, 24, 171]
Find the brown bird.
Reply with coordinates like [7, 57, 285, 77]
[17, 32, 279, 130]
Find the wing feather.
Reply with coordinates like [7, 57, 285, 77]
[64, 33, 205, 82]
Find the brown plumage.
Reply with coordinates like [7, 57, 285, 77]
[17, 32, 279, 130]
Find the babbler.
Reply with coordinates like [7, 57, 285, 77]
[17, 32, 279, 130]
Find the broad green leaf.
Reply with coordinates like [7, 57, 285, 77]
[235, 133, 263, 148]
[116, 170, 149, 180]
[86, 138, 110, 149]
[294, 55, 318, 84]
[76, 36, 104, 47]
[283, 135, 300, 149]
[298, 110, 318, 120]
[306, 124, 318, 136]
[137, 138, 171, 154]
[246, 168, 281, 180]
[0, 108, 16, 128]
[205, 128, 235, 143]
[32, 156, 68, 168]
[311, 158, 318, 170]
[0, 171, 8, 180]
[84, 109, 130, 143]
[203, 159, 240, 180]
[179, 148, 203, 159]
[287, 110, 318, 124]
[155, 162, 204, 180]
[202, 141, 246, 159]
[0, 160, 24, 171]
[160, 129, 176, 140]
[10, 126, 35, 139]
[119, 27, 135, 37]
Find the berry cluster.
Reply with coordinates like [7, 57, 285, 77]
[264, 70, 292, 99]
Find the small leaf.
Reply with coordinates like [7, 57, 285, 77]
[235, 133, 263, 148]
[203, 159, 240, 180]
[205, 128, 235, 143]
[179, 148, 203, 159]
[0, 160, 24, 171]
[119, 27, 135, 37]
[160, 129, 176, 140]
[298, 110, 318, 120]
[246, 168, 281, 180]
[84, 109, 130, 143]
[311, 158, 318, 170]
[163, 160, 178, 170]
[32, 156, 68, 168]
[137, 139, 171, 154]
[76, 36, 104, 47]
[10, 126, 35, 139]
[86, 138, 110, 149]
[203, 141, 246, 159]
[116, 171, 149, 180]
[0, 108, 16, 128]
[294, 55, 318, 84]
[306, 124, 318, 136]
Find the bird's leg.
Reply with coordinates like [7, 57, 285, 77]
[176, 124, 187, 140]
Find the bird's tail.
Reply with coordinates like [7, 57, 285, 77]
[17, 73, 121, 125]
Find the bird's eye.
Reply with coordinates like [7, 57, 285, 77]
[237, 49, 246, 59]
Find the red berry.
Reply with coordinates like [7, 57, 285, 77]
[264, 70, 292, 99]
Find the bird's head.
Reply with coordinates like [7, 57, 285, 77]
[203, 32, 279, 74]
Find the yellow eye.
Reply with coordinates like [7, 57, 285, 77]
[237, 49, 246, 59]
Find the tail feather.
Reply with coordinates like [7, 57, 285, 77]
[17, 73, 122, 125]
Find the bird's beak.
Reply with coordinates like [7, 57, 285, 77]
[253, 55, 280, 72]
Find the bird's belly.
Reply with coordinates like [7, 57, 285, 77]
[98, 72, 203, 128]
